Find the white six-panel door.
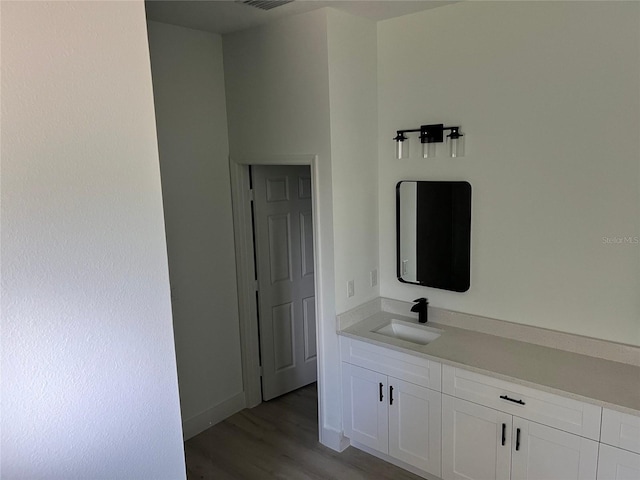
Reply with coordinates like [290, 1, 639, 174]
[252, 165, 316, 401]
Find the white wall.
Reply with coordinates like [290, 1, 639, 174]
[223, 8, 379, 448]
[1, 2, 185, 478]
[146, 20, 244, 440]
[378, 2, 640, 345]
[327, 9, 379, 311]
[223, 8, 342, 445]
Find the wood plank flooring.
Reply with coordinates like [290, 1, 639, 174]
[185, 383, 424, 480]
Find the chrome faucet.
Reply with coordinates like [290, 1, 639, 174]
[411, 298, 429, 323]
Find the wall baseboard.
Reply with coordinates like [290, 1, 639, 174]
[182, 392, 246, 441]
[351, 441, 441, 480]
[320, 426, 350, 452]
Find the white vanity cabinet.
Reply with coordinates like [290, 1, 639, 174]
[442, 395, 512, 480]
[597, 444, 640, 480]
[342, 363, 389, 453]
[509, 417, 598, 480]
[340, 338, 442, 477]
[597, 408, 640, 480]
[442, 365, 600, 480]
[339, 332, 638, 480]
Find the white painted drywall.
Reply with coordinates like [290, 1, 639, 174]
[222, 8, 343, 445]
[224, 8, 381, 447]
[146, 20, 245, 440]
[1, 2, 186, 478]
[327, 9, 379, 311]
[378, 2, 640, 345]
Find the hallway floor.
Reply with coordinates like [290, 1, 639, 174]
[184, 383, 424, 479]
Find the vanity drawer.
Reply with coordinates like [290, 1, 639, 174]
[340, 337, 441, 391]
[601, 408, 640, 454]
[442, 364, 601, 440]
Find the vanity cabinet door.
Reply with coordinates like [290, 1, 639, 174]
[388, 379, 442, 477]
[510, 417, 598, 480]
[342, 362, 388, 454]
[601, 408, 640, 455]
[597, 444, 640, 480]
[442, 395, 512, 480]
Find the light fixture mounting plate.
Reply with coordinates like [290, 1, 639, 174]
[420, 124, 444, 143]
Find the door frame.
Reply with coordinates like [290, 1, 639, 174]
[229, 154, 326, 432]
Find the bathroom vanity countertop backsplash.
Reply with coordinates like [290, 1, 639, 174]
[340, 311, 640, 416]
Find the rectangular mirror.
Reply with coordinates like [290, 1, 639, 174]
[397, 181, 472, 292]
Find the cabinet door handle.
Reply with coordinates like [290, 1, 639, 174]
[515, 428, 521, 451]
[379, 382, 384, 402]
[389, 385, 394, 405]
[501, 423, 506, 446]
[500, 395, 525, 406]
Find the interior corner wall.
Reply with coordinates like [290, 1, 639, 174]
[327, 9, 379, 314]
[1, 2, 185, 478]
[378, 1, 640, 345]
[146, 20, 244, 438]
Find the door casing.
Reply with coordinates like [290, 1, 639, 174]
[229, 154, 327, 442]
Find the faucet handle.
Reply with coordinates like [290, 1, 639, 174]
[413, 297, 428, 304]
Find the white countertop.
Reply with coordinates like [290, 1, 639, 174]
[340, 311, 640, 416]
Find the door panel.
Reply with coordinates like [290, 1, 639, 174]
[266, 214, 291, 283]
[598, 444, 640, 480]
[511, 417, 598, 480]
[271, 302, 294, 371]
[601, 408, 640, 455]
[442, 395, 511, 480]
[389, 379, 441, 476]
[342, 363, 389, 454]
[253, 165, 316, 400]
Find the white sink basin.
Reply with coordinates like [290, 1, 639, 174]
[372, 319, 442, 345]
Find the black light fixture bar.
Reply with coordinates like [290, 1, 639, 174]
[394, 123, 464, 159]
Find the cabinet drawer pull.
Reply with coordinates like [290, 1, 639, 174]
[501, 423, 506, 446]
[500, 395, 525, 406]
[390, 385, 394, 405]
[379, 382, 384, 402]
[516, 428, 521, 451]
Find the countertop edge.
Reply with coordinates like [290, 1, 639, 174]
[338, 314, 640, 418]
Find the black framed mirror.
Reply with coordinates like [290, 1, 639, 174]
[396, 181, 472, 292]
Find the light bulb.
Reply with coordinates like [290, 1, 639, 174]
[447, 128, 465, 158]
[394, 132, 409, 159]
[422, 142, 436, 158]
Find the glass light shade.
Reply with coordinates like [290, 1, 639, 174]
[422, 141, 436, 158]
[396, 139, 409, 159]
[448, 134, 465, 158]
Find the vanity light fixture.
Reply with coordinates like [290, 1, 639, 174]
[394, 123, 465, 159]
[447, 126, 465, 158]
[393, 131, 409, 159]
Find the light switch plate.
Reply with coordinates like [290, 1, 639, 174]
[347, 280, 355, 298]
[370, 269, 378, 287]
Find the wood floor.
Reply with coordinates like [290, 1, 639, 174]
[185, 383, 424, 480]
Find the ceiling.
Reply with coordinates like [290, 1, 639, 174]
[145, 0, 455, 35]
